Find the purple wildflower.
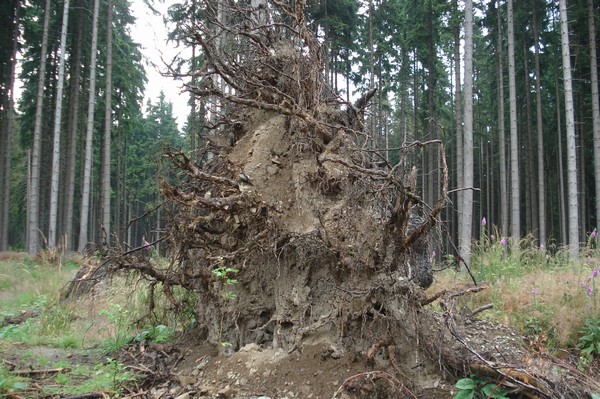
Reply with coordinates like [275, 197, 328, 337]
[500, 238, 507, 246]
[592, 229, 598, 239]
[587, 285, 594, 297]
[593, 267, 599, 278]
[142, 235, 151, 249]
[481, 217, 487, 226]
[531, 288, 539, 295]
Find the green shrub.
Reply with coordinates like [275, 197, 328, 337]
[453, 376, 510, 399]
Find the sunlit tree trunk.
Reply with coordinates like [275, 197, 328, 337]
[78, 0, 100, 253]
[460, 0, 474, 266]
[49, 0, 71, 249]
[101, 0, 113, 245]
[559, 0, 579, 258]
[588, 0, 600, 229]
[532, 0, 546, 247]
[27, 0, 51, 255]
[497, 3, 508, 242]
[507, 0, 520, 243]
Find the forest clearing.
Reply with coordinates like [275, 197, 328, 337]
[3, 0, 600, 398]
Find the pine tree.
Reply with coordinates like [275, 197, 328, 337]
[460, 0, 474, 266]
[78, 0, 101, 253]
[27, 0, 51, 255]
[559, 0, 579, 257]
[101, 0, 114, 245]
[48, 0, 71, 249]
[507, 0, 520, 243]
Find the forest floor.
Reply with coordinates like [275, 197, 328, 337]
[1, 251, 599, 399]
[0, 253, 457, 398]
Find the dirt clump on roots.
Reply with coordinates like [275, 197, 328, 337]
[74, 1, 600, 398]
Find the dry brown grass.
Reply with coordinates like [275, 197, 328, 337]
[431, 258, 600, 348]
[0, 251, 28, 262]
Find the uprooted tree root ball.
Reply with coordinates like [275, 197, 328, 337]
[67, 1, 600, 397]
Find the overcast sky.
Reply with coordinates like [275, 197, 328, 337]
[130, 0, 190, 130]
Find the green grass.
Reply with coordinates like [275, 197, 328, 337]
[0, 254, 187, 397]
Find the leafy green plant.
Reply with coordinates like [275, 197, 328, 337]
[453, 376, 510, 399]
[212, 260, 240, 300]
[134, 324, 175, 343]
[99, 304, 133, 354]
[212, 258, 239, 346]
[578, 318, 600, 358]
[105, 357, 137, 394]
[0, 365, 28, 395]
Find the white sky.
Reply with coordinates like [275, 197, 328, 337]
[130, 0, 191, 130]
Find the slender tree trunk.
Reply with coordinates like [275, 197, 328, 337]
[588, 0, 600, 230]
[533, 0, 546, 247]
[27, 0, 52, 255]
[49, 0, 71, 249]
[115, 97, 121, 241]
[507, 0, 520, 243]
[426, 0, 436, 208]
[556, 76, 567, 245]
[63, 2, 83, 251]
[497, 4, 508, 241]
[460, 0, 474, 266]
[101, 0, 113, 245]
[78, 0, 100, 253]
[454, 0, 463, 248]
[0, 0, 19, 251]
[523, 40, 538, 240]
[559, 0, 579, 258]
[368, 0, 375, 150]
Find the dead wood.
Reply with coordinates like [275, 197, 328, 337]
[13, 367, 71, 376]
[60, 394, 104, 399]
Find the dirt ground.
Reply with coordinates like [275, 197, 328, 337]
[129, 332, 456, 399]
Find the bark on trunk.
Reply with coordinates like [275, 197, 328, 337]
[559, 0, 580, 257]
[78, 0, 101, 253]
[507, 0, 520, 243]
[27, 0, 52, 255]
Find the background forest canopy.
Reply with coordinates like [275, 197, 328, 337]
[0, 0, 599, 262]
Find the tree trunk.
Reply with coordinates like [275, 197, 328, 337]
[101, 0, 114, 245]
[454, 0, 463, 248]
[533, 0, 546, 247]
[78, 0, 100, 253]
[523, 40, 538, 241]
[426, 0, 436, 208]
[507, 0, 520, 243]
[49, 0, 71, 250]
[0, 0, 19, 251]
[27, 0, 52, 255]
[588, 0, 600, 230]
[559, 0, 579, 258]
[497, 3, 508, 242]
[556, 76, 567, 245]
[63, 2, 84, 251]
[460, 0, 474, 267]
